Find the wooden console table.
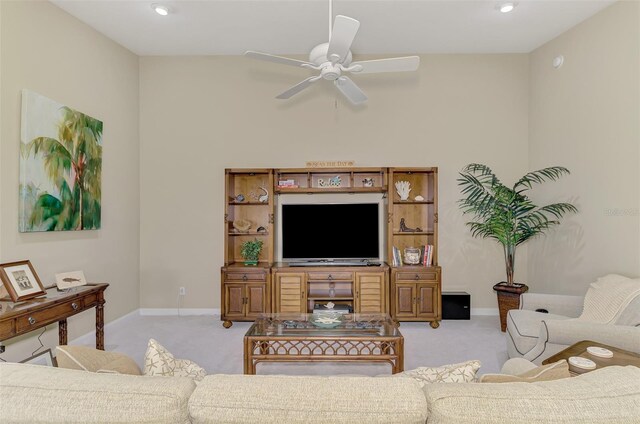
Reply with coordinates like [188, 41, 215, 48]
[0, 283, 108, 350]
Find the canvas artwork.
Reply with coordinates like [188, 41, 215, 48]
[20, 90, 102, 232]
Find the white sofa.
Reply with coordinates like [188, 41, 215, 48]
[507, 292, 640, 364]
[2, 362, 640, 423]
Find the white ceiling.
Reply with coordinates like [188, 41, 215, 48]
[51, 0, 616, 56]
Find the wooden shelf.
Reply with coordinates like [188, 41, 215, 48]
[275, 187, 386, 194]
[227, 202, 269, 206]
[307, 296, 354, 301]
[392, 231, 434, 236]
[227, 232, 269, 236]
[392, 200, 434, 205]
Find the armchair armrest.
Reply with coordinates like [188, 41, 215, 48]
[542, 320, 640, 354]
[520, 293, 583, 317]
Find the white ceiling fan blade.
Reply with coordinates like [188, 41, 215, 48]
[350, 56, 420, 74]
[276, 76, 320, 99]
[334, 76, 367, 105]
[245, 51, 312, 68]
[327, 15, 360, 63]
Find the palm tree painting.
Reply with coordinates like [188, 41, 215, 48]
[19, 90, 102, 232]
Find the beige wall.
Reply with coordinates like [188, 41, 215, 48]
[139, 54, 530, 311]
[0, 1, 140, 361]
[527, 1, 640, 295]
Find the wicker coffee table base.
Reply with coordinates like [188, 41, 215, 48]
[244, 336, 404, 375]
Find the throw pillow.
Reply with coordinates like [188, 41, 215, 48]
[392, 360, 481, 388]
[96, 356, 143, 375]
[479, 359, 569, 383]
[56, 345, 141, 375]
[144, 338, 206, 381]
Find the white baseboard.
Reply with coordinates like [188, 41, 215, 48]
[471, 308, 499, 316]
[139, 308, 220, 316]
[69, 308, 140, 345]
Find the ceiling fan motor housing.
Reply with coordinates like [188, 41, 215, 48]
[309, 42, 352, 66]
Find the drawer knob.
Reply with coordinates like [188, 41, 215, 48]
[328, 274, 333, 281]
[72, 302, 79, 310]
[415, 274, 420, 280]
[28, 316, 36, 325]
[242, 275, 248, 281]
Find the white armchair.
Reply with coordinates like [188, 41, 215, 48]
[506, 292, 640, 364]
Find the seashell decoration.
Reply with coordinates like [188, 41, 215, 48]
[414, 195, 425, 201]
[395, 181, 411, 201]
[232, 219, 252, 233]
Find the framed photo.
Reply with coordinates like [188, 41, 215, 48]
[55, 270, 87, 290]
[0, 260, 46, 302]
[20, 348, 57, 367]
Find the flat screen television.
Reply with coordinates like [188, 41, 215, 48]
[281, 203, 379, 261]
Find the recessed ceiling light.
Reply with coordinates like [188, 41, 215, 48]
[498, 2, 516, 13]
[152, 4, 170, 16]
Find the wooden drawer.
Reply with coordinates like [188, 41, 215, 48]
[224, 272, 267, 282]
[395, 271, 439, 282]
[0, 319, 15, 339]
[83, 293, 98, 307]
[307, 272, 353, 281]
[16, 300, 83, 332]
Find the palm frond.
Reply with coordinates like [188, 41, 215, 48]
[513, 166, 570, 192]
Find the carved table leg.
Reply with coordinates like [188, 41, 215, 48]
[96, 302, 105, 350]
[58, 319, 68, 346]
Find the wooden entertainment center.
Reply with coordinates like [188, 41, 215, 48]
[221, 167, 441, 328]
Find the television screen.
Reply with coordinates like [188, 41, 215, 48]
[282, 203, 379, 260]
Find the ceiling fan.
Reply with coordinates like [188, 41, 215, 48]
[244, 3, 420, 105]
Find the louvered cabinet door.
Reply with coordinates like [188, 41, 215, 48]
[355, 272, 387, 313]
[274, 272, 306, 313]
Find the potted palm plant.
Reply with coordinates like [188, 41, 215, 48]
[458, 164, 577, 331]
[240, 239, 263, 266]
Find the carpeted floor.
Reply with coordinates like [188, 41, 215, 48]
[75, 314, 508, 375]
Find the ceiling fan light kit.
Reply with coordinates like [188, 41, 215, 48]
[245, 5, 420, 105]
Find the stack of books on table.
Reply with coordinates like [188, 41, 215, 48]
[313, 303, 352, 315]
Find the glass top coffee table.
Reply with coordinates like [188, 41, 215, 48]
[244, 313, 404, 375]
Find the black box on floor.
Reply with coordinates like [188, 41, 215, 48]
[442, 291, 470, 320]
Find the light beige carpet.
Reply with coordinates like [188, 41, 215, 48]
[73, 314, 508, 375]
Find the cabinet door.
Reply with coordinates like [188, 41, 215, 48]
[245, 284, 266, 318]
[224, 283, 245, 319]
[275, 273, 306, 313]
[355, 272, 386, 313]
[394, 283, 416, 318]
[416, 282, 438, 318]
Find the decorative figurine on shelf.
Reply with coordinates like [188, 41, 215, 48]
[362, 178, 374, 187]
[404, 247, 421, 265]
[232, 219, 252, 233]
[234, 194, 245, 203]
[414, 195, 425, 201]
[329, 176, 342, 187]
[256, 226, 267, 233]
[240, 239, 263, 266]
[399, 218, 422, 233]
[258, 186, 269, 203]
[395, 181, 411, 201]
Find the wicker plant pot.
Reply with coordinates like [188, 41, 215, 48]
[493, 282, 529, 332]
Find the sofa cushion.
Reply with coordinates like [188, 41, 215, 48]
[479, 360, 569, 383]
[189, 374, 427, 424]
[0, 362, 195, 423]
[56, 345, 141, 375]
[144, 338, 206, 381]
[507, 309, 569, 355]
[392, 360, 481, 388]
[423, 366, 640, 423]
